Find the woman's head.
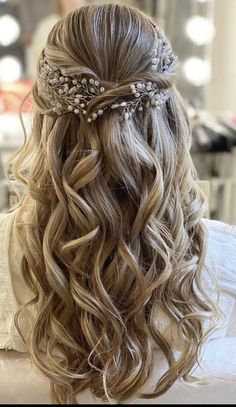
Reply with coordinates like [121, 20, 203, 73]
[11, 4, 218, 405]
[27, 4, 193, 220]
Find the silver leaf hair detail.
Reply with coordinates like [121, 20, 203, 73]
[38, 27, 177, 123]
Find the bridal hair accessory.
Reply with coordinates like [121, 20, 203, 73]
[150, 27, 176, 73]
[39, 27, 177, 123]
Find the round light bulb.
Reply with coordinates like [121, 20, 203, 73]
[185, 16, 215, 46]
[0, 56, 23, 83]
[0, 14, 21, 46]
[183, 57, 211, 86]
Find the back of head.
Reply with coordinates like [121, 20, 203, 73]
[11, 4, 218, 404]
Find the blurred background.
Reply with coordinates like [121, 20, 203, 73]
[0, 0, 236, 223]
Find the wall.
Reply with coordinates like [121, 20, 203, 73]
[206, 0, 236, 114]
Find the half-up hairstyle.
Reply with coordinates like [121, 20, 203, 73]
[8, 4, 219, 404]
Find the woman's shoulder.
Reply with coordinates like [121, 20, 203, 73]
[0, 210, 16, 241]
[0, 209, 21, 275]
[0, 209, 20, 245]
[203, 218, 236, 257]
[203, 217, 236, 239]
[0, 210, 17, 223]
[202, 217, 236, 291]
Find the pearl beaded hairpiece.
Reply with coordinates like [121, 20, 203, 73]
[38, 27, 177, 123]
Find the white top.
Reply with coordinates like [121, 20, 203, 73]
[0, 209, 236, 403]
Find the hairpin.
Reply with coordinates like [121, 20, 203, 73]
[39, 57, 105, 116]
[38, 27, 176, 122]
[152, 27, 177, 74]
[88, 83, 170, 122]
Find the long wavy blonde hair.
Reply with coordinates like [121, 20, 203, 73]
[8, 3, 219, 404]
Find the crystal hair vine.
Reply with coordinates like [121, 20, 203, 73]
[38, 27, 177, 123]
